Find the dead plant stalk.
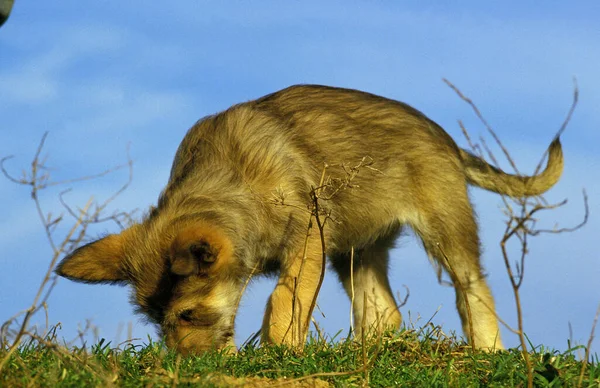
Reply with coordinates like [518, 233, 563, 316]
[0, 132, 133, 373]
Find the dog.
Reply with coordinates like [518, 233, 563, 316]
[57, 84, 563, 354]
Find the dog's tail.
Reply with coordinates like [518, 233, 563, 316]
[460, 138, 563, 197]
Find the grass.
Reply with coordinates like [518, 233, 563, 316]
[1, 326, 598, 387]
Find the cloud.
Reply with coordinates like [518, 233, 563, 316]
[0, 23, 127, 105]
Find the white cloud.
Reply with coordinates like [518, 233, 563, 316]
[0, 23, 127, 104]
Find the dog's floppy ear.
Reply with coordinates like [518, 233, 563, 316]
[169, 224, 233, 277]
[56, 234, 128, 283]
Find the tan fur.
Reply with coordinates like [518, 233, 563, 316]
[56, 85, 563, 353]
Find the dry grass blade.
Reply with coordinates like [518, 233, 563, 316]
[578, 303, 600, 388]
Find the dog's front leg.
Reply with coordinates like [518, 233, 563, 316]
[261, 236, 324, 349]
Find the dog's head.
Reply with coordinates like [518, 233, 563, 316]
[56, 221, 241, 354]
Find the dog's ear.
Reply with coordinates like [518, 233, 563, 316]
[169, 224, 233, 277]
[56, 234, 128, 284]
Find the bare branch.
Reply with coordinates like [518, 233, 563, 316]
[534, 78, 579, 176]
[532, 190, 589, 235]
[446, 79, 586, 388]
[0, 133, 134, 373]
[443, 78, 520, 175]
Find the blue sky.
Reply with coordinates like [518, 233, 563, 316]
[1, 1, 598, 354]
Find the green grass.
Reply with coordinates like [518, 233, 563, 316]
[1, 327, 598, 387]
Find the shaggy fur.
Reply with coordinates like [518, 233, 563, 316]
[56, 85, 563, 354]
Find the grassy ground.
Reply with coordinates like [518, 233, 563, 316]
[1, 326, 598, 387]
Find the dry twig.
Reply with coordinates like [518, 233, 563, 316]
[445, 79, 587, 388]
[0, 133, 134, 373]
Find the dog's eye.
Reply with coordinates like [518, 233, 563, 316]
[178, 309, 194, 324]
